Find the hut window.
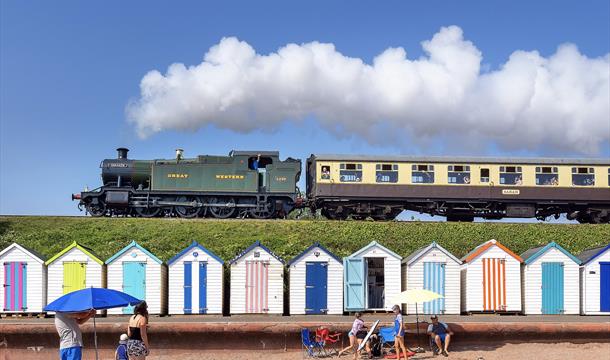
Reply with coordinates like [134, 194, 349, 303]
[448, 165, 471, 184]
[499, 166, 522, 185]
[572, 167, 595, 186]
[411, 164, 435, 184]
[535, 166, 559, 186]
[376, 163, 398, 183]
[340, 163, 362, 182]
[480, 168, 490, 183]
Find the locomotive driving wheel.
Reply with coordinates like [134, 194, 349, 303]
[209, 197, 236, 219]
[174, 196, 202, 218]
[86, 200, 106, 217]
[249, 200, 276, 219]
[135, 206, 162, 218]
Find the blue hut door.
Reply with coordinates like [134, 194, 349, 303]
[123, 262, 146, 314]
[423, 262, 445, 314]
[3, 262, 27, 312]
[541, 262, 564, 314]
[344, 258, 365, 311]
[183, 262, 192, 314]
[305, 262, 328, 314]
[600, 262, 610, 312]
[199, 262, 207, 314]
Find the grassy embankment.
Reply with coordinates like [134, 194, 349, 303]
[0, 216, 608, 261]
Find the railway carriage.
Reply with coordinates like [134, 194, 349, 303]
[306, 154, 610, 223]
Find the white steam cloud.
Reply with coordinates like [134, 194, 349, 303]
[127, 26, 610, 154]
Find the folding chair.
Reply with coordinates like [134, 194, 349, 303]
[301, 328, 324, 358]
[379, 326, 396, 354]
[315, 327, 343, 356]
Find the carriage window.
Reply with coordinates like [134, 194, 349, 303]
[411, 164, 435, 184]
[535, 166, 559, 186]
[608, 168, 609, 186]
[480, 168, 490, 183]
[572, 167, 595, 186]
[448, 165, 471, 184]
[340, 163, 362, 182]
[320, 165, 331, 180]
[376, 164, 398, 183]
[499, 166, 522, 185]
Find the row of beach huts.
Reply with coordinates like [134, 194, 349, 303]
[1, 239, 609, 316]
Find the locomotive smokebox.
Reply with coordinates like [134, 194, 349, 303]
[117, 147, 129, 159]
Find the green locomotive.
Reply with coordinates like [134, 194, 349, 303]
[74, 148, 301, 218]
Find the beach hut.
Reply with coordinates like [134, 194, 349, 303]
[0, 243, 47, 314]
[288, 242, 343, 315]
[460, 239, 522, 313]
[46, 242, 105, 307]
[344, 241, 401, 312]
[167, 241, 224, 315]
[105, 241, 167, 315]
[521, 242, 581, 315]
[401, 242, 461, 315]
[578, 244, 610, 315]
[229, 241, 284, 315]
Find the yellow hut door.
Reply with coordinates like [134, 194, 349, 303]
[63, 262, 86, 294]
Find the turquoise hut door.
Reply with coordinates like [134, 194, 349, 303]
[123, 262, 146, 314]
[344, 258, 365, 311]
[541, 262, 564, 314]
[423, 262, 445, 314]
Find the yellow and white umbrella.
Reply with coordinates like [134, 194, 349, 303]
[391, 289, 444, 352]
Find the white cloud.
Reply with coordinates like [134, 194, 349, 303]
[126, 26, 610, 155]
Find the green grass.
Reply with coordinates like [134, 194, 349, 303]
[0, 216, 608, 262]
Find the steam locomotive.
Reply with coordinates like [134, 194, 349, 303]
[73, 148, 610, 223]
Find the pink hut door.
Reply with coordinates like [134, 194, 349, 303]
[482, 258, 507, 311]
[245, 261, 269, 313]
[3, 262, 27, 312]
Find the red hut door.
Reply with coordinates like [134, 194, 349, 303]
[245, 261, 269, 313]
[482, 258, 507, 311]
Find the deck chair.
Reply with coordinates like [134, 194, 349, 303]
[301, 328, 324, 358]
[315, 327, 342, 356]
[379, 326, 396, 354]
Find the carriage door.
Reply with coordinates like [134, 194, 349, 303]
[199, 262, 207, 314]
[482, 258, 506, 311]
[123, 262, 146, 314]
[246, 261, 268, 313]
[63, 262, 86, 294]
[305, 262, 328, 314]
[344, 258, 365, 311]
[542, 262, 564, 314]
[3, 262, 27, 312]
[423, 262, 445, 314]
[600, 262, 610, 312]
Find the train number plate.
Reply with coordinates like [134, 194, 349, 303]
[502, 189, 520, 195]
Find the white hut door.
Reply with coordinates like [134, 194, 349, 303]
[246, 261, 268, 313]
[482, 258, 506, 311]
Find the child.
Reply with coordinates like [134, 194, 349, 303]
[392, 304, 414, 360]
[337, 312, 367, 357]
[115, 333, 128, 360]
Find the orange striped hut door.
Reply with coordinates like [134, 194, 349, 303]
[482, 258, 507, 311]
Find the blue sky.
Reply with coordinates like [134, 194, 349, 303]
[1, 0, 609, 217]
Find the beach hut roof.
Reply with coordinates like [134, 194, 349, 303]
[45, 241, 104, 266]
[105, 240, 163, 265]
[577, 244, 610, 265]
[287, 242, 341, 265]
[461, 239, 522, 263]
[348, 241, 401, 260]
[0, 242, 46, 264]
[521, 242, 581, 265]
[402, 241, 461, 265]
[167, 240, 224, 265]
[228, 240, 284, 265]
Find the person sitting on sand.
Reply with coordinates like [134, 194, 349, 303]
[427, 315, 453, 357]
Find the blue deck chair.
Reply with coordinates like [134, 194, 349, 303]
[379, 326, 396, 354]
[301, 328, 324, 358]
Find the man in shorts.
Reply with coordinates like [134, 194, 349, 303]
[54, 310, 95, 360]
[427, 315, 453, 357]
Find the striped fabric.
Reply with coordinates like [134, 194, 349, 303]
[3, 262, 27, 312]
[423, 262, 445, 314]
[482, 258, 506, 311]
[245, 261, 269, 313]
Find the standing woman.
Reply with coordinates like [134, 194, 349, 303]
[127, 301, 150, 359]
[392, 305, 411, 360]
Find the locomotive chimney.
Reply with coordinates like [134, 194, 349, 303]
[176, 148, 184, 161]
[117, 147, 129, 159]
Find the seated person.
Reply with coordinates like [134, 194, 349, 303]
[427, 315, 453, 357]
